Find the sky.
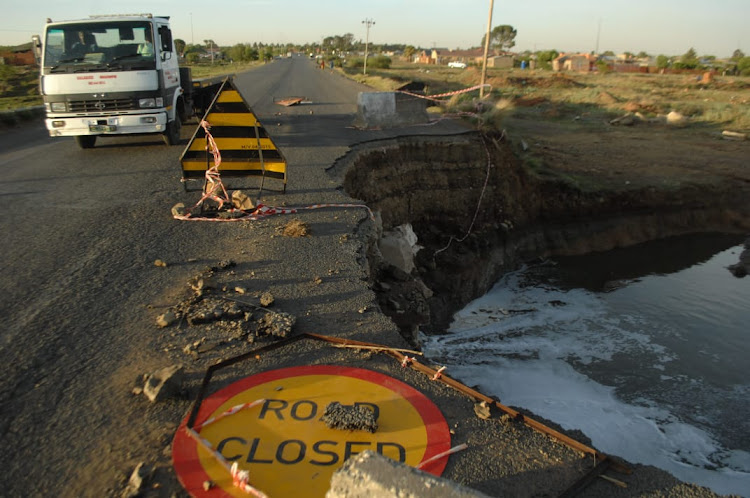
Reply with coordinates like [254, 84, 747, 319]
[2, 0, 748, 58]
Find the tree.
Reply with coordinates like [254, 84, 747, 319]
[244, 46, 259, 61]
[678, 47, 699, 69]
[636, 51, 650, 59]
[229, 43, 247, 62]
[731, 49, 745, 61]
[656, 55, 670, 69]
[481, 25, 517, 53]
[403, 45, 416, 62]
[535, 49, 559, 70]
[739, 57, 750, 76]
[174, 38, 186, 56]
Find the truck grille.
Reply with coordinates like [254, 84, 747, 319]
[68, 98, 135, 113]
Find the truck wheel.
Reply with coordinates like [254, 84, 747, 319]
[163, 114, 181, 146]
[75, 136, 97, 149]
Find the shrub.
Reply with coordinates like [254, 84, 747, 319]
[738, 57, 750, 76]
[346, 57, 362, 69]
[369, 56, 392, 69]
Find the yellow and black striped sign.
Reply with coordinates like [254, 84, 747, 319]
[180, 77, 287, 190]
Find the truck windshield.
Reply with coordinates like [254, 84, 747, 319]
[44, 21, 156, 72]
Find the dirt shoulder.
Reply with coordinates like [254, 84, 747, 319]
[506, 115, 750, 193]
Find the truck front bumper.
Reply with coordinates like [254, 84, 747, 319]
[45, 111, 168, 137]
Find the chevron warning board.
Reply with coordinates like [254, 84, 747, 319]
[180, 77, 287, 191]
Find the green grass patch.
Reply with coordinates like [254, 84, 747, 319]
[0, 65, 42, 110]
[184, 61, 260, 79]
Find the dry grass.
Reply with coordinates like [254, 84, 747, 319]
[186, 61, 260, 79]
[346, 61, 750, 132]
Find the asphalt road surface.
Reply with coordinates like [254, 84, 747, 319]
[1, 58, 712, 498]
[0, 57, 467, 497]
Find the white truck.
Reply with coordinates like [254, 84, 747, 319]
[32, 13, 204, 148]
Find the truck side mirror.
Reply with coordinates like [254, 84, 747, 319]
[31, 35, 43, 64]
[158, 26, 173, 53]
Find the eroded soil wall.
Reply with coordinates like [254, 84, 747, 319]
[333, 132, 750, 341]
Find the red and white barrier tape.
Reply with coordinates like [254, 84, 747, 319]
[416, 443, 469, 470]
[186, 399, 269, 497]
[431, 366, 447, 380]
[401, 356, 415, 368]
[195, 399, 267, 431]
[399, 83, 491, 102]
[174, 202, 374, 222]
[183, 120, 232, 213]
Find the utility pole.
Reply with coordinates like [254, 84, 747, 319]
[190, 12, 194, 45]
[204, 39, 214, 64]
[480, 0, 494, 98]
[362, 18, 375, 75]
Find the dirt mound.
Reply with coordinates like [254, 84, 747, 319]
[514, 96, 548, 107]
[597, 91, 620, 105]
[623, 101, 660, 114]
[504, 74, 587, 89]
[281, 219, 311, 237]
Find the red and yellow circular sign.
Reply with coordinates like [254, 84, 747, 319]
[173, 365, 451, 497]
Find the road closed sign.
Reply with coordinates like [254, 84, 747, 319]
[173, 365, 451, 497]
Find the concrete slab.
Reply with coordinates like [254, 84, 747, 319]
[354, 92, 429, 129]
[326, 451, 491, 498]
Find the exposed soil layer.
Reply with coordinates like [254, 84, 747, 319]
[331, 127, 750, 343]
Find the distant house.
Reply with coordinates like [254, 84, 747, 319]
[414, 50, 430, 64]
[486, 55, 515, 68]
[439, 48, 515, 68]
[441, 48, 483, 65]
[200, 47, 224, 61]
[553, 53, 594, 72]
[414, 49, 441, 64]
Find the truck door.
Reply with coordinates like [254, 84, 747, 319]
[157, 23, 180, 109]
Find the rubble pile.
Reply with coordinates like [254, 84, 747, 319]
[321, 402, 379, 433]
[154, 259, 297, 356]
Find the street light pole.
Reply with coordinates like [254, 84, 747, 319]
[362, 18, 375, 75]
[480, 0, 494, 98]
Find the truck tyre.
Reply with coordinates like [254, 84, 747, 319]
[75, 136, 97, 149]
[163, 114, 181, 146]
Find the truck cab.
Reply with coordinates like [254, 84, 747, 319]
[33, 14, 184, 148]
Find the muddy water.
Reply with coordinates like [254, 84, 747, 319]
[422, 233, 749, 496]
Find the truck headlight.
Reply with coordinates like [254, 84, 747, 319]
[139, 98, 156, 108]
[50, 102, 67, 112]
